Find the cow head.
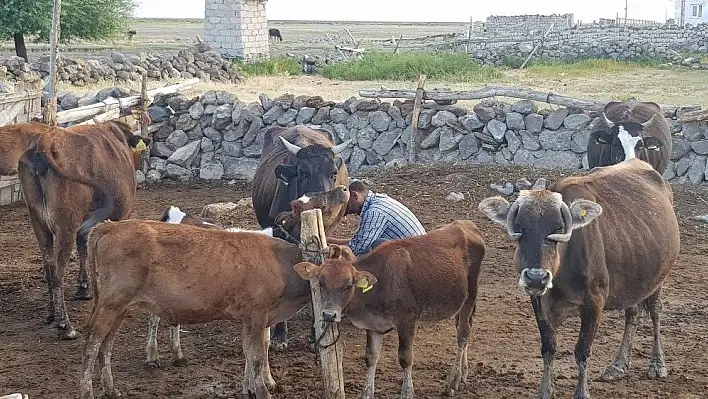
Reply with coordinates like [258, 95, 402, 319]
[160, 205, 223, 229]
[479, 190, 602, 297]
[294, 244, 377, 322]
[588, 113, 664, 167]
[290, 185, 350, 217]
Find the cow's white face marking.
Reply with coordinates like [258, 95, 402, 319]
[617, 126, 642, 161]
[166, 206, 186, 224]
[298, 195, 311, 204]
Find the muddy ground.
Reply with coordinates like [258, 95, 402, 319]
[1, 163, 708, 399]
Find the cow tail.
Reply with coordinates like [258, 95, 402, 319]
[86, 224, 105, 321]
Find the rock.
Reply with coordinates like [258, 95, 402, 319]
[571, 130, 591, 153]
[147, 105, 173, 123]
[494, 151, 509, 165]
[520, 130, 541, 150]
[688, 155, 706, 183]
[60, 93, 79, 110]
[262, 106, 285, 125]
[418, 109, 436, 129]
[135, 170, 146, 184]
[539, 129, 572, 151]
[385, 158, 408, 169]
[149, 157, 168, 172]
[212, 104, 233, 130]
[533, 150, 581, 170]
[439, 127, 462, 152]
[222, 141, 243, 157]
[515, 178, 533, 191]
[524, 113, 544, 134]
[296, 107, 316, 124]
[477, 150, 494, 164]
[189, 101, 205, 119]
[473, 104, 496, 122]
[167, 140, 200, 168]
[224, 122, 247, 142]
[511, 100, 537, 114]
[243, 117, 264, 147]
[175, 113, 197, 131]
[691, 140, 708, 155]
[203, 127, 223, 143]
[460, 114, 485, 131]
[431, 110, 457, 128]
[201, 137, 215, 152]
[222, 157, 259, 182]
[663, 161, 676, 180]
[505, 130, 522, 153]
[330, 108, 349, 124]
[675, 157, 690, 176]
[311, 106, 331, 124]
[505, 112, 525, 130]
[366, 150, 384, 166]
[277, 108, 298, 125]
[458, 134, 480, 159]
[164, 163, 192, 181]
[372, 128, 402, 156]
[420, 128, 441, 149]
[446, 192, 464, 202]
[544, 108, 569, 130]
[369, 110, 392, 132]
[563, 113, 592, 130]
[532, 178, 547, 190]
[671, 138, 691, 160]
[185, 125, 202, 140]
[146, 169, 162, 183]
[199, 161, 225, 180]
[349, 148, 367, 173]
[513, 149, 535, 165]
[486, 119, 507, 141]
[165, 130, 189, 150]
[387, 106, 406, 128]
[490, 182, 515, 196]
[78, 91, 99, 107]
[682, 121, 706, 141]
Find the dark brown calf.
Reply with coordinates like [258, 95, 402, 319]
[294, 220, 485, 398]
[79, 220, 310, 399]
[18, 121, 149, 339]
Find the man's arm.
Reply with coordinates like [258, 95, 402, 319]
[326, 237, 350, 245]
[348, 209, 388, 255]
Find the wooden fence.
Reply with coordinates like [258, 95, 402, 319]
[0, 82, 43, 206]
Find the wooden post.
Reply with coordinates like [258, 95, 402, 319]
[300, 208, 345, 399]
[139, 72, 151, 173]
[467, 17, 473, 53]
[392, 35, 403, 54]
[43, 0, 62, 126]
[520, 23, 554, 69]
[408, 74, 427, 164]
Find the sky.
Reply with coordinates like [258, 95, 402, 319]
[134, 0, 677, 23]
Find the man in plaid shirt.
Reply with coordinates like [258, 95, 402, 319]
[328, 179, 426, 255]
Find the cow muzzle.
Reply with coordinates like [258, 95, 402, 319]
[322, 310, 341, 323]
[518, 268, 553, 296]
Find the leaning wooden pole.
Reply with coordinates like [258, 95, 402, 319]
[43, 0, 62, 126]
[139, 72, 151, 173]
[408, 74, 427, 164]
[300, 209, 345, 399]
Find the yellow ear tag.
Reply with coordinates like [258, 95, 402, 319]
[357, 279, 372, 293]
[134, 139, 147, 152]
[580, 209, 588, 217]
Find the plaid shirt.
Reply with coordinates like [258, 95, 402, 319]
[349, 191, 426, 255]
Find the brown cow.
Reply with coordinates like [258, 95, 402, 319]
[0, 121, 54, 175]
[478, 158, 680, 399]
[17, 121, 149, 340]
[293, 220, 486, 398]
[79, 219, 312, 399]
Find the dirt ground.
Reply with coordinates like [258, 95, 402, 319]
[2, 163, 708, 399]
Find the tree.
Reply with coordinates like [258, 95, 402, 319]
[0, 0, 136, 62]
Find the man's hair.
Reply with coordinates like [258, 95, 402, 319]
[349, 179, 369, 195]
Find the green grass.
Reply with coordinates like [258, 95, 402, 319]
[522, 58, 658, 77]
[320, 52, 502, 82]
[236, 57, 302, 77]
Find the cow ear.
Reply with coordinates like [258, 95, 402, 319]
[275, 164, 298, 184]
[334, 157, 343, 169]
[355, 271, 377, 293]
[293, 262, 322, 280]
[142, 137, 152, 146]
[641, 136, 663, 151]
[569, 199, 602, 230]
[591, 131, 613, 145]
[478, 196, 511, 226]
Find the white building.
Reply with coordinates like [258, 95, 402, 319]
[675, 0, 708, 26]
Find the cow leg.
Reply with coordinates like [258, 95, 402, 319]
[397, 322, 416, 399]
[600, 306, 638, 381]
[26, 211, 55, 324]
[145, 315, 161, 368]
[99, 311, 127, 398]
[170, 324, 186, 366]
[79, 306, 122, 399]
[572, 302, 603, 399]
[360, 330, 384, 399]
[532, 297, 557, 399]
[242, 324, 272, 399]
[51, 231, 79, 339]
[262, 326, 276, 389]
[269, 321, 288, 351]
[444, 297, 476, 396]
[74, 232, 92, 300]
[645, 288, 668, 379]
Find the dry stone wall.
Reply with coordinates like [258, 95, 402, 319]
[141, 91, 708, 185]
[485, 14, 575, 37]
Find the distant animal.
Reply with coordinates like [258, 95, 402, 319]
[293, 220, 486, 398]
[79, 219, 313, 399]
[478, 157, 680, 399]
[251, 125, 352, 351]
[17, 121, 150, 340]
[587, 100, 671, 173]
[0, 121, 53, 175]
[127, 29, 137, 42]
[268, 28, 282, 42]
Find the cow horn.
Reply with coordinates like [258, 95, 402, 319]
[547, 202, 573, 243]
[505, 200, 522, 240]
[600, 112, 613, 127]
[641, 114, 657, 128]
[279, 136, 302, 155]
[330, 139, 352, 155]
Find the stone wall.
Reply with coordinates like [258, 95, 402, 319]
[205, 0, 269, 60]
[140, 90, 708, 185]
[485, 14, 575, 37]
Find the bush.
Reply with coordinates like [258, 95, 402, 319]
[321, 52, 502, 82]
[236, 57, 301, 77]
[523, 58, 657, 76]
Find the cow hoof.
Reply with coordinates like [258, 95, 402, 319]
[45, 314, 55, 325]
[442, 387, 456, 397]
[59, 325, 80, 340]
[145, 360, 161, 369]
[172, 358, 188, 367]
[268, 340, 288, 352]
[74, 287, 93, 300]
[600, 364, 629, 381]
[103, 388, 123, 398]
[647, 361, 668, 379]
